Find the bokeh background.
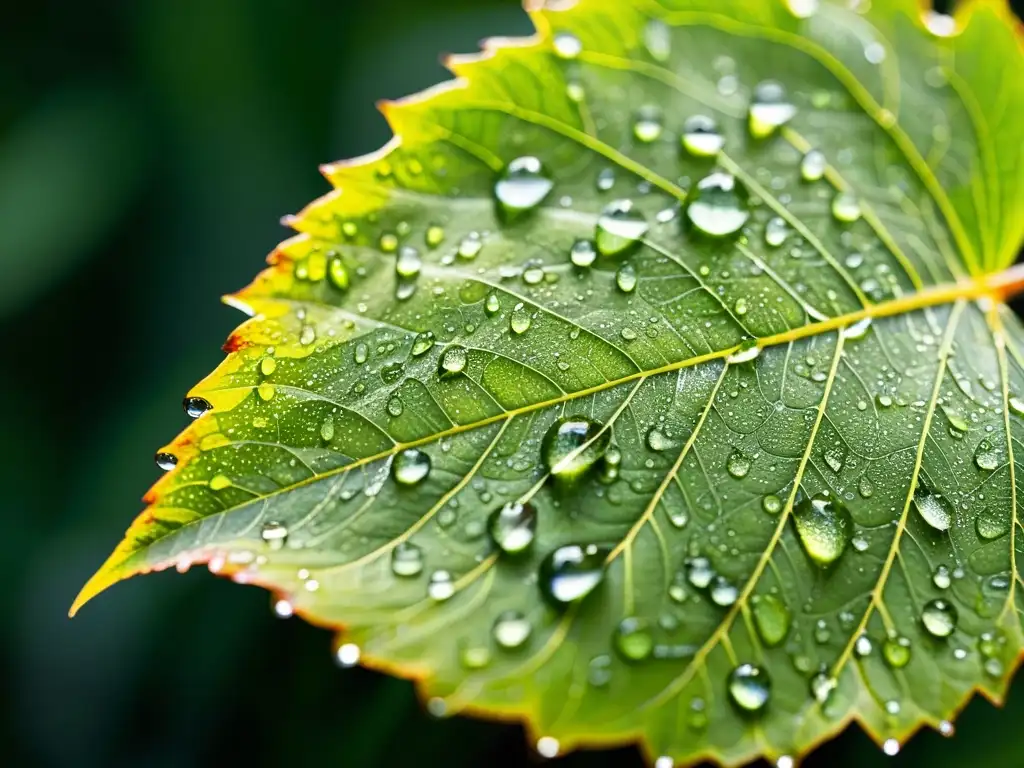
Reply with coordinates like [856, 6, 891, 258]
[3, 1, 1022, 766]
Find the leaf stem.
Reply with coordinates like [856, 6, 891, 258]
[987, 262, 1024, 302]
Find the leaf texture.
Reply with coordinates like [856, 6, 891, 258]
[75, 0, 1024, 764]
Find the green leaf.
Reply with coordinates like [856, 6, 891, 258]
[74, 0, 1024, 764]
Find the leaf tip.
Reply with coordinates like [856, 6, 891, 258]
[69, 556, 130, 618]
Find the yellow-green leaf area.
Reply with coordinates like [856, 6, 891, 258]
[74, 0, 1024, 765]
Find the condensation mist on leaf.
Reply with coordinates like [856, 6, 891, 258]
[72, 0, 1024, 766]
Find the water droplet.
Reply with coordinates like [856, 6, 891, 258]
[793, 492, 853, 567]
[299, 325, 316, 345]
[458, 233, 483, 260]
[727, 449, 751, 479]
[335, 643, 361, 668]
[570, 239, 597, 267]
[596, 200, 649, 256]
[933, 564, 951, 589]
[510, 303, 532, 334]
[354, 343, 368, 365]
[811, 672, 836, 704]
[1010, 396, 1024, 416]
[596, 167, 616, 192]
[633, 105, 664, 143]
[438, 345, 468, 377]
[800, 149, 827, 181]
[539, 543, 611, 606]
[319, 415, 336, 443]
[685, 556, 714, 589]
[686, 172, 750, 237]
[184, 396, 212, 419]
[643, 19, 671, 61]
[328, 256, 349, 290]
[975, 506, 1008, 540]
[831, 193, 862, 223]
[616, 262, 638, 293]
[485, 292, 501, 315]
[494, 156, 553, 219]
[681, 115, 724, 157]
[728, 663, 771, 712]
[393, 449, 431, 486]
[410, 331, 435, 357]
[155, 452, 178, 471]
[734, 298, 748, 316]
[260, 521, 289, 550]
[974, 439, 1000, 471]
[843, 317, 872, 341]
[386, 394, 404, 417]
[727, 341, 761, 364]
[379, 233, 398, 253]
[752, 594, 791, 647]
[260, 357, 277, 376]
[553, 32, 582, 59]
[459, 643, 490, 670]
[391, 541, 425, 577]
[765, 216, 789, 247]
[921, 598, 957, 638]
[542, 416, 611, 479]
[882, 739, 900, 757]
[493, 610, 532, 649]
[924, 10, 957, 37]
[855, 634, 873, 657]
[646, 426, 676, 452]
[488, 501, 537, 555]
[587, 654, 612, 687]
[522, 264, 545, 285]
[536, 736, 560, 759]
[762, 494, 783, 514]
[428, 569, 455, 600]
[915, 489, 952, 532]
[785, 0, 819, 18]
[749, 81, 796, 138]
[273, 598, 293, 618]
[710, 576, 738, 606]
[883, 635, 912, 668]
[613, 617, 654, 662]
[395, 246, 422, 278]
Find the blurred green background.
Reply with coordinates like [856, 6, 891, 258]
[3, 1, 1022, 766]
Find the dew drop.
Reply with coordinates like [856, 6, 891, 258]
[510, 303, 532, 334]
[975, 506, 1009, 540]
[613, 617, 654, 662]
[493, 610, 532, 649]
[155, 452, 178, 471]
[973, 439, 1000, 471]
[411, 331, 436, 357]
[932, 564, 951, 590]
[633, 105, 664, 143]
[726, 449, 751, 479]
[685, 556, 715, 589]
[488, 501, 538, 555]
[882, 635, 912, 668]
[299, 325, 316, 345]
[184, 396, 212, 419]
[686, 172, 750, 237]
[710, 577, 738, 607]
[494, 156, 553, 219]
[536, 736, 560, 759]
[393, 448, 431, 486]
[570, 239, 597, 267]
[681, 114, 725, 157]
[485, 292, 501, 315]
[438, 344, 468, 377]
[320, 415, 335, 443]
[391, 541, 425, 577]
[855, 634, 873, 657]
[457, 233, 483, 260]
[428, 569, 455, 600]
[762, 494, 783, 514]
[596, 200, 649, 256]
[615, 262, 638, 293]
[883, 739, 900, 757]
[793, 492, 853, 567]
[335, 643, 361, 668]
[328, 256, 349, 290]
[260, 521, 289, 550]
[260, 357, 277, 376]
[800, 149, 827, 181]
[752, 594, 791, 647]
[539, 543, 611, 606]
[542, 416, 611, 479]
[395, 246, 422, 278]
[765, 216, 789, 247]
[728, 663, 771, 713]
[831, 193, 862, 223]
[553, 32, 582, 59]
[785, 0, 819, 18]
[386, 394, 404, 417]
[921, 598, 957, 638]
[643, 19, 671, 61]
[646, 426, 675, 452]
[749, 81, 796, 138]
[914, 489, 952, 532]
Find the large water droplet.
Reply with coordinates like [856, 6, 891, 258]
[681, 115, 724, 157]
[596, 200, 649, 256]
[752, 594, 791, 647]
[260, 521, 289, 550]
[686, 172, 750, 237]
[488, 501, 538, 555]
[391, 541, 425, 577]
[914, 489, 952, 531]
[393, 449, 431, 486]
[539, 543, 611, 606]
[155, 452, 178, 471]
[921, 598, 957, 638]
[184, 396, 212, 419]
[438, 345, 468, 377]
[494, 157, 553, 219]
[728, 663, 771, 712]
[613, 617, 654, 662]
[493, 610, 532, 649]
[793, 492, 853, 567]
[748, 81, 796, 138]
[542, 416, 611, 479]
[633, 105, 664, 143]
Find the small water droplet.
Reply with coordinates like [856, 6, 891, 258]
[438, 345, 468, 377]
[542, 416, 611, 479]
[801, 149, 827, 181]
[510, 303, 532, 334]
[921, 598, 957, 638]
[596, 200, 649, 256]
[488, 501, 537, 555]
[260, 521, 289, 550]
[155, 452, 178, 471]
[681, 114, 724, 157]
[494, 157, 553, 219]
[386, 394, 404, 417]
[974, 439, 1000, 471]
[646, 426, 675, 452]
[686, 172, 750, 237]
[685, 556, 714, 589]
[260, 357, 277, 376]
[493, 610, 532, 649]
[710, 576, 738, 606]
[299, 325, 316, 345]
[411, 331, 436, 357]
[539, 543, 611, 606]
[485, 292, 501, 315]
[831, 192, 862, 222]
[752, 594, 791, 647]
[335, 643, 361, 668]
[933, 564, 951, 589]
[616, 262, 638, 293]
[632, 105, 664, 143]
[882, 635, 912, 668]
[393, 449, 431, 486]
[727, 449, 751, 478]
[320, 415, 335, 443]
[785, 0, 819, 18]
[793, 492, 853, 567]
[728, 663, 771, 712]
[273, 598, 293, 618]
[458, 233, 483, 260]
[923, 10, 957, 37]
[428, 569, 455, 600]
[395, 246, 422, 278]
[811, 672, 836, 704]
[328, 256, 349, 290]
[553, 32, 582, 59]
[762, 494, 783, 514]
[855, 634, 873, 657]
[749, 81, 796, 138]
[536, 736, 560, 759]
[184, 396, 212, 419]
[391, 541, 425, 577]
[570, 239, 597, 267]
[765, 216, 789, 247]
[882, 739, 900, 757]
